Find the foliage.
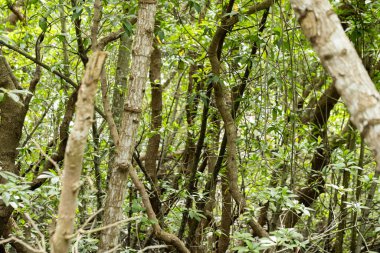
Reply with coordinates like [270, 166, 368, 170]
[0, 0, 379, 252]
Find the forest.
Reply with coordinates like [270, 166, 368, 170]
[0, 0, 380, 252]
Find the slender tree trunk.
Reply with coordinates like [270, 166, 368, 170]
[104, 33, 132, 192]
[350, 138, 365, 252]
[51, 51, 107, 253]
[145, 42, 163, 214]
[217, 177, 232, 253]
[92, 121, 103, 211]
[98, 1, 158, 251]
[334, 128, 355, 253]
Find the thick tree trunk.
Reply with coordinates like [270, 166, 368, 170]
[290, 1, 380, 249]
[290, 1, 380, 151]
[0, 52, 28, 250]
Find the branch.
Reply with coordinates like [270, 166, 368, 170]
[0, 39, 77, 88]
[90, 0, 103, 50]
[97, 17, 137, 50]
[0, 236, 45, 253]
[7, 1, 25, 23]
[51, 51, 107, 253]
[129, 166, 190, 253]
[138, 245, 168, 252]
[0, 40, 107, 119]
[100, 70, 120, 144]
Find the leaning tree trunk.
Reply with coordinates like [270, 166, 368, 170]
[290, 1, 380, 250]
[51, 51, 107, 253]
[98, 1, 158, 251]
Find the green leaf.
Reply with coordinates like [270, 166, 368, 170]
[2, 192, 10, 206]
[72, 6, 83, 20]
[39, 17, 48, 32]
[157, 30, 165, 42]
[192, 2, 201, 13]
[10, 201, 18, 209]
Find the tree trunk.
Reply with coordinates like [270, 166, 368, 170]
[0, 50, 34, 250]
[51, 51, 107, 253]
[290, 2, 380, 250]
[98, 1, 158, 251]
[145, 42, 162, 214]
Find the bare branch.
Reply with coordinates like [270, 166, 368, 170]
[51, 51, 107, 253]
[100, 70, 119, 144]
[0, 236, 45, 253]
[0, 40, 77, 88]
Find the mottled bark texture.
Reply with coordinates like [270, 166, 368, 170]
[51, 51, 107, 253]
[290, 2, 380, 249]
[98, 1, 158, 251]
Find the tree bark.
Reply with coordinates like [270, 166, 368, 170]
[207, 0, 272, 241]
[0, 51, 25, 243]
[98, 1, 158, 251]
[0, 31, 43, 251]
[290, 1, 380, 249]
[145, 42, 163, 214]
[51, 51, 107, 253]
[217, 177, 232, 253]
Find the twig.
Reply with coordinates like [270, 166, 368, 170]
[0, 39, 107, 119]
[67, 208, 104, 240]
[100, 70, 119, 144]
[97, 17, 137, 50]
[103, 243, 122, 253]
[0, 39, 77, 88]
[24, 213, 46, 251]
[22, 99, 55, 147]
[32, 140, 60, 173]
[78, 208, 104, 232]
[66, 216, 142, 239]
[0, 236, 46, 253]
[138, 245, 168, 252]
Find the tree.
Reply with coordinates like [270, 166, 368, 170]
[1, 0, 380, 252]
